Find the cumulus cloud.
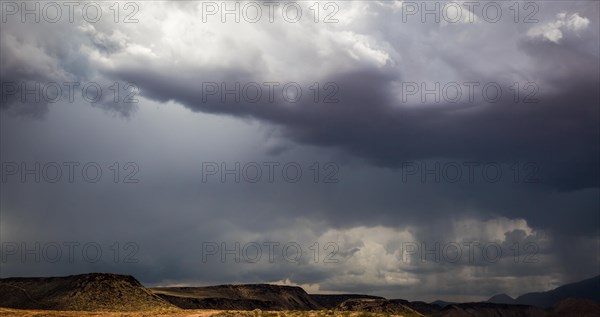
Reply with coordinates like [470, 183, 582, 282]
[528, 12, 590, 43]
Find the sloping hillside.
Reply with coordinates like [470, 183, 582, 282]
[0, 273, 175, 311]
[432, 302, 547, 317]
[546, 298, 600, 317]
[337, 298, 425, 316]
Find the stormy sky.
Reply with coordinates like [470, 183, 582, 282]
[1, 0, 599, 302]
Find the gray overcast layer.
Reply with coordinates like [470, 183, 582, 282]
[0, 0, 599, 302]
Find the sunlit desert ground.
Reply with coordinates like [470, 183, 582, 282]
[0, 308, 409, 317]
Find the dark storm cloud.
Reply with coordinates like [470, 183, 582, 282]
[73, 1, 599, 192]
[105, 40, 599, 191]
[2, 1, 598, 190]
[0, 13, 137, 117]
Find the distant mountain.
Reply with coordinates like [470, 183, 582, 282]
[431, 300, 456, 308]
[488, 293, 516, 305]
[0, 273, 174, 311]
[506, 275, 600, 308]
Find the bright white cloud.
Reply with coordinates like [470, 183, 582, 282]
[528, 12, 590, 43]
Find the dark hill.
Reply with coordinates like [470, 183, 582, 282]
[488, 293, 516, 305]
[0, 273, 174, 311]
[431, 300, 455, 308]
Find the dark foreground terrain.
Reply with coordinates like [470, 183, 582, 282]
[1, 273, 599, 316]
